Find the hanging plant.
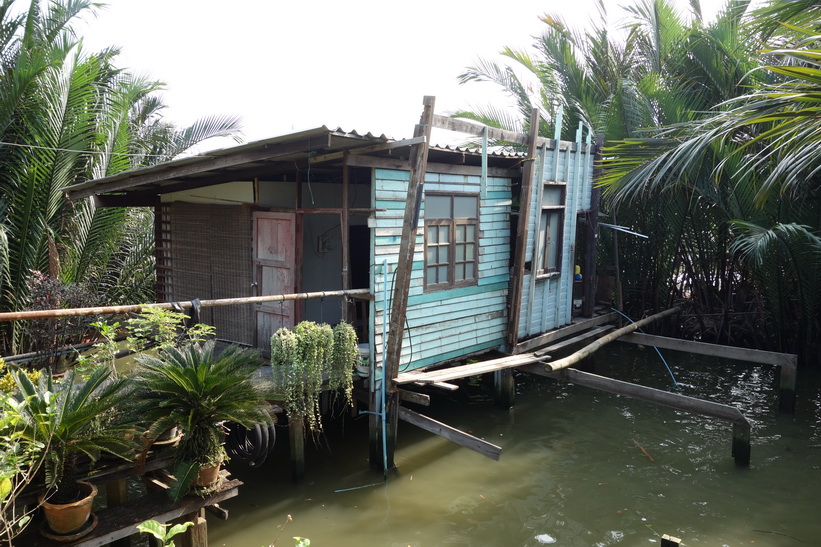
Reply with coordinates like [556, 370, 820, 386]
[271, 321, 359, 434]
[330, 322, 358, 406]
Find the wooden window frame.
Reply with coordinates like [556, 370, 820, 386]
[536, 183, 566, 279]
[424, 192, 479, 292]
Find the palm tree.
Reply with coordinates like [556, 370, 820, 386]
[599, 2, 821, 362]
[0, 0, 242, 354]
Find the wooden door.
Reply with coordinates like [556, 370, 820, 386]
[253, 212, 296, 348]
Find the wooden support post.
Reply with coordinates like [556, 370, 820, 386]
[506, 108, 542, 353]
[106, 478, 130, 547]
[779, 362, 797, 413]
[382, 96, 435, 468]
[368, 386, 380, 468]
[582, 134, 603, 318]
[289, 416, 305, 482]
[661, 534, 681, 546]
[177, 508, 207, 547]
[493, 369, 515, 409]
[732, 421, 751, 466]
[341, 152, 351, 322]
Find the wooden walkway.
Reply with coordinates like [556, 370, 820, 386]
[394, 316, 615, 386]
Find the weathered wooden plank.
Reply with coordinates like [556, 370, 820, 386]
[514, 312, 619, 354]
[28, 480, 242, 547]
[545, 308, 680, 372]
[432, 114, 531, 146]
[398, 406, 502, 461]
[535, 325, 615, 355]
[348, 154, 521, 178]
[398, 389, 431, 406]
[619, 332, 797, 368]
[310, 136, 426, 164]
[395, 352, 549, 385]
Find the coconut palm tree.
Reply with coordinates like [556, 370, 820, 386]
[599, 3, 821, 361]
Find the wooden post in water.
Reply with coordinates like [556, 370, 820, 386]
[732, 421, 751, 466]
[289, 416, 305, 481]
[661, 534, 681, 546]
[779, 361, 797, 413]
[177, 508, 207, 547]
[493, 369, 515, 409]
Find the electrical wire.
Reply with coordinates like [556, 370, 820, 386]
[611, 307, 679, 387]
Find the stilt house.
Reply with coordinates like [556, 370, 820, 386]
[64, 99, 599, 374]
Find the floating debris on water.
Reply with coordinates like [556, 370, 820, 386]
[534, 533, 557, 544]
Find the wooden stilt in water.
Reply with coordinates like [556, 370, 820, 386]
[779, 363, 797, 413]
[289, 416, 305, 481]
[384, 391, 400, 469]
[493, 369, 515, 409]
[368, 386, 380, 469]
[732, 421, 751, 466]
[661, 534, 681, 546]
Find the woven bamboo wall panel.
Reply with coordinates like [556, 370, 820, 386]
[166, 203, 253, 345]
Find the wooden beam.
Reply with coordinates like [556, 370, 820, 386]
[506, 108, 542, 352]
[384, 96, 435, 382]
[619, 332, 797, 367]
[432, 114, 533, 146]
[67, 135, 333, 200]
[395, 352, 551, 385]
[289, 416, 305, 482]
[345, 154, 521, 178]
[93, 195, 159, 208]
[520, 365, 751, 465]
[620, 332, 798, 413]
[398, 406, 502, 461]
[397, 389, 431, 406]
[534, 325, 614, 355]
[309, 136, 426, 164]
[515, 312, 619, 354]
[544, 307, 681, 372]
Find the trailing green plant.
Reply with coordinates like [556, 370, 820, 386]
[132, 341, 274, 501]
[137, 519, 194, 547]
[10, 366, 139, 504]
[330, 322, 358, 407]
[270, 321, 358, 435]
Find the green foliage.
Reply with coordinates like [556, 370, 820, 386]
[133, 341, 274, 501]
[9, 365, 139, 503]
[271, 321, 358, 435]
[0, 0, 242, 356]
[137, 519, 194, 547]
[125, 308, 215, 353]
[0, 389, 44, 542]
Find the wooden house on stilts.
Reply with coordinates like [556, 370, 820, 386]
[66, 97, 782, 475]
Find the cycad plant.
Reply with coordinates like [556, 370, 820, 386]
[10, 366, 138, 504]
[132, 341, 274, 501]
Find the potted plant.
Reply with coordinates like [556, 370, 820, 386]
[10, 367, 138, 538]
[132, 341, 274, 501]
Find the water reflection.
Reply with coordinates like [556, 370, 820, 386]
[209, 343, 821, 546]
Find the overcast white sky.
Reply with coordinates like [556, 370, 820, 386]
[75, 0, 727, 150]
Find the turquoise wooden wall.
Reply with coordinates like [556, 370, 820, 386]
[370, 168, 512, 372]
[518, 130, 595, 339]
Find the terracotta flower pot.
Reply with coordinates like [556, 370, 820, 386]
[39, 480, 98, 537]
[195, 463, 221, 487]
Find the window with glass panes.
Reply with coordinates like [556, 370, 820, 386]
[537, 184, 565, 275]
[424, 193, 478, 290]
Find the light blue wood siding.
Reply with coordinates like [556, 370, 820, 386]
[518, 133, 596, 339]
[370, 169, 512, 372]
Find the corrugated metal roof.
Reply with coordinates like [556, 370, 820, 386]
[64, 125, 523, 200]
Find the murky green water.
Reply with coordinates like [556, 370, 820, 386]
[209, 344, 821, 546]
